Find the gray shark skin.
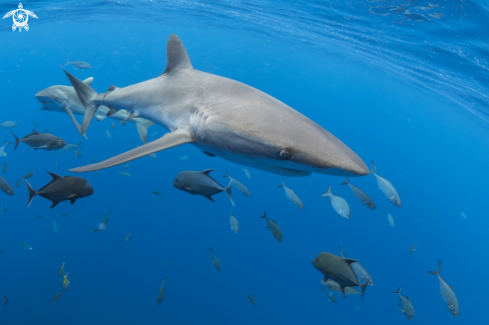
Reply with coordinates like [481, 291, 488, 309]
[35, 78, 155, 143]
[65, 34, 368, 177]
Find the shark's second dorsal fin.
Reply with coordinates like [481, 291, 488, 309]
[163, 34, 192, 75]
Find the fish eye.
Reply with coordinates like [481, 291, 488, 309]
[279, 149, 291, 160]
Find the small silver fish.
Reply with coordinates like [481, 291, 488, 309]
[278, 177, 304, 209]
[341, 177, 376, 209]
[319, 286, 337, 303]
[115, 171, 132, 178]
[13, 241, 32, 250]
[260, 212, 282, 242]
[157, 275, 169, 305]
[385, 211, 395, 227]
[229, 209, 239, 233]
[237, 166, 251, 179]
[147, 153, 157, 158]
[209, 246, 221, 271]
[224, 169, 251, 197]
[409, 239, 419, 254]
[111, 121, 116, 129]
[428, 260, 459, 317]
[338, 246, 373, 286]
[321, 185, 350, 219]
[0, 121, 18, 129]
[370, 161, 402, 207]
[65, 59, 92, 69]
[106, 129, 113, 139]
[74, 149, 81, 159]
[392, 286, 415, 320]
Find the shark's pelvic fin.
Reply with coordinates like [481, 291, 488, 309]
[62, 69, 99, 135]
[163, 34, 193, 75]
[70, 129, 193, 172]
[133, 118, 155, 143]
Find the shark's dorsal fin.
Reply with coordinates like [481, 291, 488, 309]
[163, 34, 192, 75]
[82, 77, 94, 86]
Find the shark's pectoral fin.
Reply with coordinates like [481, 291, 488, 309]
[69, 129, 193, 173]
[62, 69, 99, 135]
[61, 104, 89, 139]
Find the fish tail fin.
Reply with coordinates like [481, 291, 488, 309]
[341, 177, 350, 186]
[320, 185, 332, 197]
[78, 141, 83, 150]
[223, 168, 230, 178]
[209, 246, 213, 252]
[133, 118, 155, 143]
[278, 177, 285, 187]
[10, 130, 19, 151]
[391, 286, 401, 295]
[259, 211, 267, 219]
[338, 246, 345, 258]
[428, 260, 441, 275]
[65, 58, 69, 66]
[225, 180, 235, 207]
[369, 161, 376, 174]
[24, 180, 36, 208]
[360, 281, 368, 302]
[62, 68, 99, 135]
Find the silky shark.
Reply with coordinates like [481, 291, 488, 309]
[35, 79, 155, 143]
[64, 34, 368, 177]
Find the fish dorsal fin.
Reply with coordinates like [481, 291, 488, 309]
[32, 130, 40, 134]
[344, 258, 358, 264]
[82, 77, 94, 86]
[107, 85, 119, 92]
[407, 295, 410, 301]
[163, 34, 192, 75]
[202, 169, 213, 175]
[47, 172, 63, 181]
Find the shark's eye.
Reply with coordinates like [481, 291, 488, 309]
[280, 149, 291, 160]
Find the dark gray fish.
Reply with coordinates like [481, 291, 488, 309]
[209, 246, 221, 271]
[338, 246, 373, 286]
[3, 162, 8, 173]
[25, 172, 94, 208]
[369, 161, 402, 207]
[173, 169, 234, 206]
[0, 121, 17, 129]
[65, 59, 92, 69]
[278, 177, 304, 209]
[341, 178, 376, 209]
[11, 130, 66, 151]
[0, 176, 13, 195]
[247, 294, 256, 305]
[260, 212, 282, 242]
[157, 275, 169, 305]
[428, 260, 459, 317]
[312, 252, 367, 299]
[392, 286, 415, 320]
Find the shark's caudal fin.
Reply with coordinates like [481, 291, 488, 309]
[163, 34, 193, 75]
[132, 118, 155, 143]
[62, 69, 99, 135]
[69, 129, 193, 172]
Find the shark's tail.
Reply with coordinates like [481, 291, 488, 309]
[10, 130, 20, 151]
[132, 118, 155, 143]
[62, 69, 99, 135]
[225, 180, 235, 207]
[25, 180, 37, 208]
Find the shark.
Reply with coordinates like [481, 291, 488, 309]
[64, 34, 369, 177]
[35, 79, 155, 143]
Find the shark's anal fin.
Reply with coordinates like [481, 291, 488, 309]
[61, 104, 88, 139]
[69, 129, 193, 173]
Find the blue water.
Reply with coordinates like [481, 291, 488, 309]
[0, 1, 487, 324]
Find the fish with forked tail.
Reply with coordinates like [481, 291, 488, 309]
[370, 161, 401, 207]
[25, 172, 94, 208]
[428, 260, 459, 317]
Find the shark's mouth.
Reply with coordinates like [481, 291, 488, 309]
[257, 164, 312, 177]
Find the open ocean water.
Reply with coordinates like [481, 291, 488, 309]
[0, 0, 488, 324]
